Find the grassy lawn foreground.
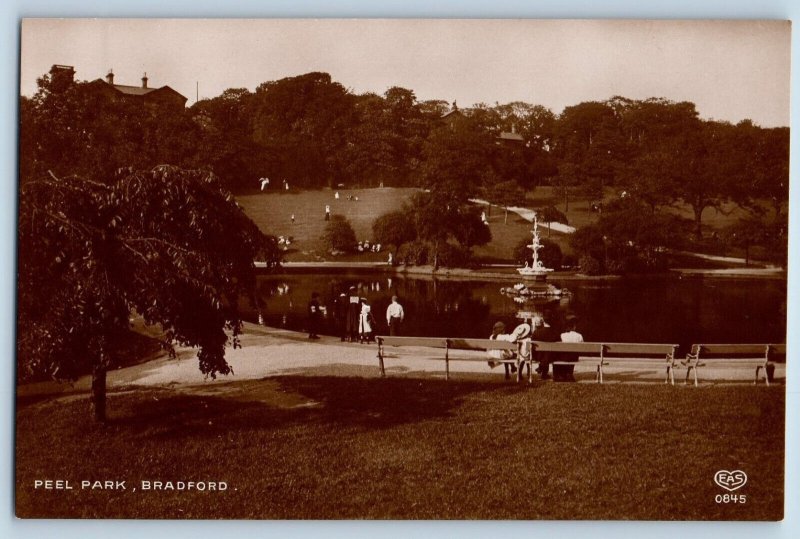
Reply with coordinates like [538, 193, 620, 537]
[16, 377, 784, 520]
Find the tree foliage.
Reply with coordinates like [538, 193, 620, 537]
[372, 210, 416, 254]
[569, 199, 690, 274]
[322, 215, 357, 253]
[18, 165, 280, 421]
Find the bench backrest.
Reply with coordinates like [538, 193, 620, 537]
[447, 338, 518, 351]
[690, 343, 786, 359]
[377, 336, 448, 349]
[528, 341, 677, 357]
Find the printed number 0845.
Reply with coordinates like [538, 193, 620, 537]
[715, 494, 746, 504]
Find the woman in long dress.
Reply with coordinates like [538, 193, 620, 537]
[358, 301, 376, 343]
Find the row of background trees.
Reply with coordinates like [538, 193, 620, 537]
[21, 67, 790, 271]
[22, 70, 788, 214]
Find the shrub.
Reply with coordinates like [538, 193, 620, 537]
[322, 215, 357, 253]
[436, 243, 473, 268]
[397, 241, 428, 265]
[578, 255, 603, 275]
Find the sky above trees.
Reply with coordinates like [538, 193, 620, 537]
[20, 19, 790, 128]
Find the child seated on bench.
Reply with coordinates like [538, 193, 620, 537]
[487, 321, 516, 371]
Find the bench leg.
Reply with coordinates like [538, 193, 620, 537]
[685, 365, 692, 386]
[378, 351, 385, 378]
[516, 359, 522, 383]
[445, 357, 449, 381]
[693, 365, 698, 387]
[755, 365, 770, 386]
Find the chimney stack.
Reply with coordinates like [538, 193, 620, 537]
[106, 69, 114, 85]
[141, 72, 148, 89]
[49, 65, 75, 83]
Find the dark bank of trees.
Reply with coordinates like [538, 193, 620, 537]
[22, 69, 788, 246]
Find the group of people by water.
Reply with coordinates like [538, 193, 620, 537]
[302, 284, 582, 381]
[307, 289, 404, 343]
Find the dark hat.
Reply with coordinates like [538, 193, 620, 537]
[492, 321, 506, 332]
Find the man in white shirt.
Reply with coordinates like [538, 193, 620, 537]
[556, 316, 583, 382]
[386, 296, 404, 336]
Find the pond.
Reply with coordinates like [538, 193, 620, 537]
[246, 272, 787, 350]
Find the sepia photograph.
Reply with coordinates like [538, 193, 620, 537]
[15, 18, 789, 520]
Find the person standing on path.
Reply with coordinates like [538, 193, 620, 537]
[325, 205, 331, 221]
[335, 292, 348, 341]
[386, 296, 405, 336]
[346, 287, 362, 342]
[307, 292, 322, 339]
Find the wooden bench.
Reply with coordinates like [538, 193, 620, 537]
[376, 336, 523, 381]
[524, 341, 679, 384]
[682, 344, 786, 386]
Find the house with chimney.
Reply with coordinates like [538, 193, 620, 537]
[88, 69, 188, 110]
[441, 102, 526, 147]
[46, 65, 188, 111]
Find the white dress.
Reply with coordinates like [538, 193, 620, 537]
[359, 305, 373, 334]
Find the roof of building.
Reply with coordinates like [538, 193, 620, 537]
[90, 79, 188, 104]
[109, 83, 158, 96]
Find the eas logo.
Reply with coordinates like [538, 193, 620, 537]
[714, 470, 748, 492]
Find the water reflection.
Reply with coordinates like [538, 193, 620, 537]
[246, 274, 786, 349]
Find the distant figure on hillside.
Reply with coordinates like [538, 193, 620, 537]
[259, 177, 270, 191]
[335, 191, 340, 200]
[307, 292, 322, 340]
[291, 213, 295, 224]
[481, 211, 488, 224]
[387, 252, 393, 266]
[386, 296, 404, 336]
[284, 181, 289, 191]
[325, 205, 331, 221]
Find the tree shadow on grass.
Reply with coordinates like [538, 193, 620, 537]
[110, 375, 525, 440]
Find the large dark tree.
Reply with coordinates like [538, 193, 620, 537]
[250, 72, 357, 188]
[21, 68, 201, 187]
[18, 165, 280, 422]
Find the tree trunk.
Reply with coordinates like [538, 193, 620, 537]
[504, 207, 508, 224]
[563, 190, 569, 212]
[91, 363, 107, 423]
[692, 203, 705, 238]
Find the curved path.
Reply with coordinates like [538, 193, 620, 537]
[18, 323, 784, 399]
